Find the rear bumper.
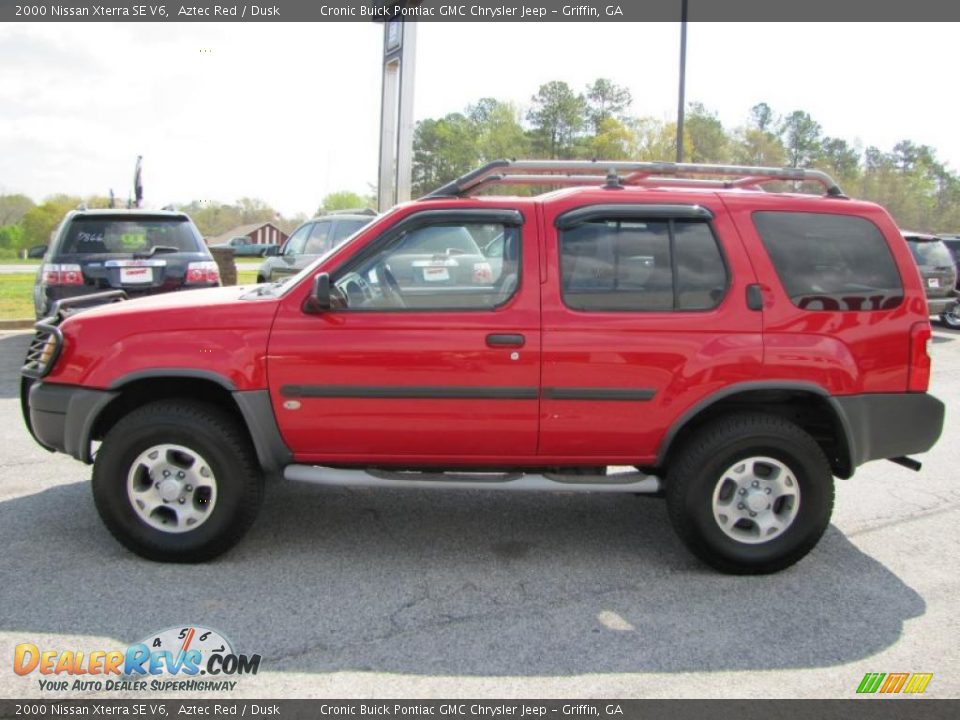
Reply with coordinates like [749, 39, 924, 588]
[833, 392, 945, 468]
[23, 380, 117, 463]
[927, 297, 956, 315]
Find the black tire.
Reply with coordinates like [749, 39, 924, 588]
[92, 400, 264, 563]
[665, 413, 834, 575]
[940, 303, 960, 329]
[256, 275, 266, 284]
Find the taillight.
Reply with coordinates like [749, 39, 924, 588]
[908, 321, 932, 392]
[186, 261, 220, 285]
[41, 264, 83, 286]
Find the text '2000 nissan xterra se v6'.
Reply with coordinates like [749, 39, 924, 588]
[22, 160, 945, 574]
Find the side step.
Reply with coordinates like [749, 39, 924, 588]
[283, 466, 662, 494]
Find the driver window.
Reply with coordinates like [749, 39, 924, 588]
[333, 221, 520, 311]
[284, 224, 311, 256]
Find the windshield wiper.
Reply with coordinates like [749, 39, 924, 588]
[134, 246, 180, 259]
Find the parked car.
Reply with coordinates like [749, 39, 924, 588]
[901, 231, 959, 327]
[32, 208, 219, 318]
[937, 235, 960, 328]
[209, 236, 277, 258]
[256, 210, 376, 283]
[22, 160, 944, 575]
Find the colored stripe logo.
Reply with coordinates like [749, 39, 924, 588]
[857, 672, 933, 694]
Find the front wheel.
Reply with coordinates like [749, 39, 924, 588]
[92, 400, 264, 562]
[665, 413, 834, 574]
[941, 302, 960, 329]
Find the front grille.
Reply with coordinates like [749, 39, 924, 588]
[22, 321, 63, 379]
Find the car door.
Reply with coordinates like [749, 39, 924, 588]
[267, 206, 541, 462]
[538, 201, 763, 465]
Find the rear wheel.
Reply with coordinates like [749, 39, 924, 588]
[941, 302, 960, 329]
[92, 400, 263, 562]
[665, 413, 834, 574]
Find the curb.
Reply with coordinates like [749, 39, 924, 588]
[0, 319, 35, 330]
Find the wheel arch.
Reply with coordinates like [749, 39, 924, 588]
[656, 381, 856, 479]
[90, 371, 290, 475]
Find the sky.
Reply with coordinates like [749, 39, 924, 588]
[0, 21, 958, 216]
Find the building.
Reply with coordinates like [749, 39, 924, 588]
[206, 221, 288, 247]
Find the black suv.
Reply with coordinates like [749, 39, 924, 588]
[901, 231, 959, 327]
[33, 209, 220, 318]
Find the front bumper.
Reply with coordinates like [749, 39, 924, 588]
[22, 380, 118, 463]
[833, 392, 945, 468]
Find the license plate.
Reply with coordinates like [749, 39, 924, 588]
[422, 267, 450, 282]
[120, 267, 153, 284]
[928, 278, 940, 288]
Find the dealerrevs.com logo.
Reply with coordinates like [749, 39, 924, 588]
[14, 626, 261, 692]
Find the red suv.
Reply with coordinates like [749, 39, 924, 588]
[21, 160, 944, 574]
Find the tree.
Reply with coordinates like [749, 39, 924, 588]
[0, 194, 35, 226]
[316, 191, 372, 216]
[634, 117, 677, 161]
[816, 137, 861, 180]
[589, 117, 638, 160]
[749, 102, 775, 133]
[585, 78, 632, 134]
[527, 81, 587, 158]
[731, 127, 787, 167]
[411, 113, 479, 196]
[685, 103, 728, 163]
[779, 110, 822, 167]
[473, 101, 530, 163]
[21, 197, 78, 248]
[0, 224, 24, 252]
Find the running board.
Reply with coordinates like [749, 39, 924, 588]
[283, 466, 662, 494]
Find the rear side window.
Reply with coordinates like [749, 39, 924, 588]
[907, 239, 953, 268]
[559, 218, 727, 311]
[332, 219, 369, 245]
[753, 212, 903, 311]
[61, 216, 202, 254]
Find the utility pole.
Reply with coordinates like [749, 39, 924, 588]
[676, 0, 688, 163]
[377, 17, 417, 212]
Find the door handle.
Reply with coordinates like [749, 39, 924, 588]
[486, 333, 525, 348]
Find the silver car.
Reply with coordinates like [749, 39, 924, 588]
[256, 211, 376, 283]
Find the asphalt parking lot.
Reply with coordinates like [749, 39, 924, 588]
[1, 328, 958, 700]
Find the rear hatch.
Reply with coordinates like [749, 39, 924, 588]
[906, 237, 957, 299]
[52, 214, 213, 300]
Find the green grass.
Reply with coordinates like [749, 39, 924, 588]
[0, 258, 42, 266]
[0, 264, 263, 321]
[0, 273, 36, 320]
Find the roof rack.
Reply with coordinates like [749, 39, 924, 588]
[425, 159, 846, 199]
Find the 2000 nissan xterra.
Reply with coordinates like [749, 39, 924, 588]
[22, 160, 945, 574]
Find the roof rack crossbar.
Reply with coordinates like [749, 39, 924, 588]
[425, 159, 845, 198]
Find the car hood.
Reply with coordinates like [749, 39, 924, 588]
[49, 284, 279, 390]
[70, 284, 270, 319]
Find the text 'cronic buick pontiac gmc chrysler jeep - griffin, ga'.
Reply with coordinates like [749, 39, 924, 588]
[22, 160, 945, 574]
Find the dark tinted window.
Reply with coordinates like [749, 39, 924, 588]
[559, 218, 726, 311]
[61, 216, 202, 254]
[331, 219, 369, 245]
[907, 239, 953, 267]
[304, 221, 332, 254]
[753, 212, 903, 311]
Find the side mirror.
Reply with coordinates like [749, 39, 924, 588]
[304, 272, 332, 314]
[265, 245, 279, 257]
[27, 245, 47, 259]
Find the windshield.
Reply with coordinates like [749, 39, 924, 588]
[908, 239, 954, 267]
[62, 216, 202, 254]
